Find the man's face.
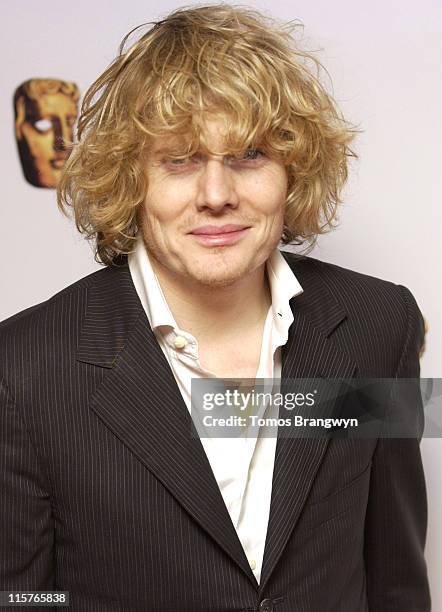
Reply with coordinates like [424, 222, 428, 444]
[140, 114, 288, 287]
[15, 88, 78, 188]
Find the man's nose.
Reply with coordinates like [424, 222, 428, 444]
[196, 158, 239, 212]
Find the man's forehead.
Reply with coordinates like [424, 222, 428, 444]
[149, 136, 191, 153]
[148, 113, 237, 154]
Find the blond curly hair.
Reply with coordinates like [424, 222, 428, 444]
[57, 3, 357, 265]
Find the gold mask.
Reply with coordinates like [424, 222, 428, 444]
[14, 78, 80, 188]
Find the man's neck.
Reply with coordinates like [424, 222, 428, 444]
[149, 256, 271, 341]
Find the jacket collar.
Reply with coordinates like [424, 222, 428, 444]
[77, 251, 346, 367]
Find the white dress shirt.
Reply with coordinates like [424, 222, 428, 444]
[128, 235, 303, 582]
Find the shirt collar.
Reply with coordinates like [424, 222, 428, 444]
[128, 233, 303, 333]
[128, 234, 177, 330]
[265, 248, 303, 345]
[267, 248, 303, 313]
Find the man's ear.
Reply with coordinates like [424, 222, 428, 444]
[15, 96, 26, 141]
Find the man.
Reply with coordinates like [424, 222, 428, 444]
[0, 5, 430, 611]
[14, 78, 79, 188]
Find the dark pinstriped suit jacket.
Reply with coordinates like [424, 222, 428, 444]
[0, 251, 430, 611]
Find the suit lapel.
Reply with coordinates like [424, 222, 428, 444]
[77, 262, 257, 587]
[259, 253, 357, 591]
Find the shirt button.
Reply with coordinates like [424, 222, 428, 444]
[259, 599, 273, 612]
[173, 336, 187, 349]
[258, 599, 273, 612]
[249, 558, 257, 571]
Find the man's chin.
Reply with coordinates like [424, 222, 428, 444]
[184, 260, 254, 288]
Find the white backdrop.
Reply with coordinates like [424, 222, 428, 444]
[1, 0, 441, 605]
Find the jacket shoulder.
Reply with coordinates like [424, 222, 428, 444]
[282, 250, 398, 291]
[0, 265, 124, 364]
[280, 250, 420, 316]
[1, 267, 107, 330]
[280, 250, 424, 376]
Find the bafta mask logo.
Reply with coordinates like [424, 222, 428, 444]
[14, 78, 80, 188]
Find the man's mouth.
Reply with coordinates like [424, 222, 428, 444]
[188, 224, 251, 246]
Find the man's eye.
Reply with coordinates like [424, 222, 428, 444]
[169, 158, 190, 165]
[165, 155, 197, 167]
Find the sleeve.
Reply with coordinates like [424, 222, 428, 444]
[0, 376, 55, 590]
[363, 285, 431, 611]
